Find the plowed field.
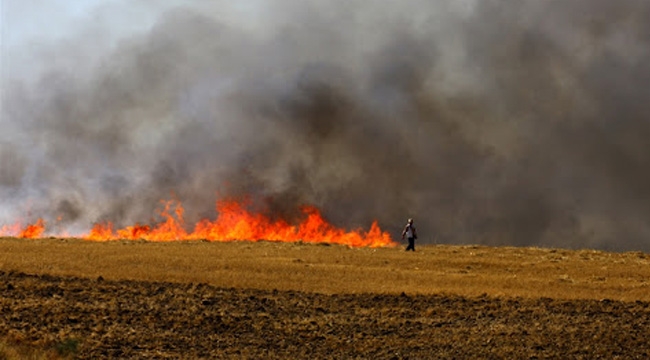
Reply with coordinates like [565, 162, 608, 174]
[1, 238, 649, 358]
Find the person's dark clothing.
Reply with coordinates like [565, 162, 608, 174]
[406, 237, 415, 251]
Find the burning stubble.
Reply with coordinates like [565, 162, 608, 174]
[1, 0, 650, 251]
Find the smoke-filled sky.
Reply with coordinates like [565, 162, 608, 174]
[2, 0, 650, 251]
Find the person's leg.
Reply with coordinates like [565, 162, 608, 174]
[407, 237, 415, 251]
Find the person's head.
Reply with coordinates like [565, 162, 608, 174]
[407, 218, 413, 224]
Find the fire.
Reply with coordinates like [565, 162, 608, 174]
[82, 199, 395, 247]
[2, 199, 395, 247]
[20, 219, 46, 238]
[0, 223, 21, 237]
[0, 219, 46, 238]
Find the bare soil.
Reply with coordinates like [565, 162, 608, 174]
[1, 270, 649, 359]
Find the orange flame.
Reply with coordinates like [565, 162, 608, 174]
[86, 199, 394, 247]
[0, 223, 21, 237]
[2, 199, 396, 247]
[19, 219, 46, 238]
[1, 219, 46, 238]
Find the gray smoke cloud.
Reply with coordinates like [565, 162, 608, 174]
[2, 0, 649, 251]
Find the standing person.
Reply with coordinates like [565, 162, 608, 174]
[401, 218, 417, 251]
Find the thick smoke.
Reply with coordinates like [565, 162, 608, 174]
[2, 0, 650, 251]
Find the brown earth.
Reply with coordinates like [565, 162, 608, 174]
[1, 238, 650, 359]
[1, 270, 649, 359]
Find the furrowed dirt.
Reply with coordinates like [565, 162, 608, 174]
[1, 271, 649, 359]
[0, 238, 649, 358]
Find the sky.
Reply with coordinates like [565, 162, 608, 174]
[2, 1, 167, 79]
[1, 1, 278, 81]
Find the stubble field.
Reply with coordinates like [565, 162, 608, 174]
[0, 238, 649, 358]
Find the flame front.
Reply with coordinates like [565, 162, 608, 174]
[0, 219, 45, 239]
[57, 199, 394, 247]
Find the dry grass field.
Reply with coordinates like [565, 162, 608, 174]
[1, 237, 648, 300]
[1, 237, 649, 358]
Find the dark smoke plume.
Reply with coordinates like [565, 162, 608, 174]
[2, 0, 650, 251]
